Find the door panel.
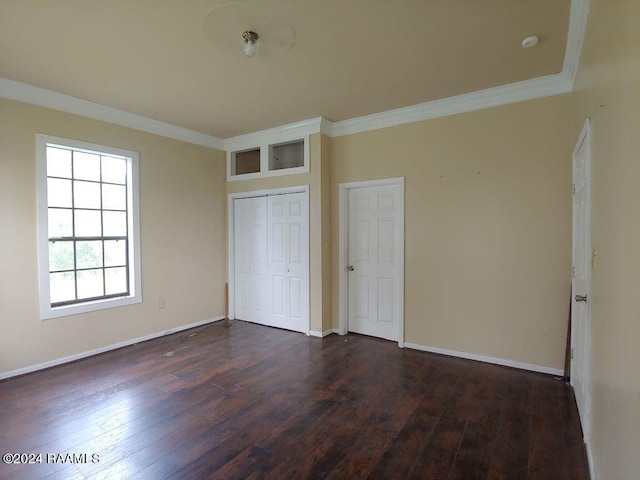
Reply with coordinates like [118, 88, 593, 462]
[354, 219, 370, 261]
[571, 121, 592, 441]
[272, 275, 285, 315]
[347, 184, 401, 341]
[234, 196, 267, 323]
[377, 277, 394, 323]
[267, 192, 308, 333]
[354, 276, 370, 320]
[377, 218, 394, 263]
[289, 222, 302, 264]
[289, 276, 302, 320]
[272, 223, 285, 263]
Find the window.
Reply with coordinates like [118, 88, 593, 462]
[37, 135, 142, 319]
[227, 135, 309, 181]
[231, 148, 260, 175]
[269, 140, 304, 171]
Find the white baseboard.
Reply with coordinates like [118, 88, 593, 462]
[403, 342, 564, 376]
[0, 316, 224, 380]
[308, 329, 336, 338]
[585, 435, 595, 480]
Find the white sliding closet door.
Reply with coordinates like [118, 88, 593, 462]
[234, 196, 268, 324]
[233, 191, 308, 333]
[268, 193, 308, 333]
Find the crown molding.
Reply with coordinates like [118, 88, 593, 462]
[329, 0, 588, 137]
[563, 0, 591, 86]
[223, 116, 324, 152]
[0, 1, 589, 148]
[0, 78, 225, 150]
[331, 73, 572, 137]
[319, 117, 334, 137]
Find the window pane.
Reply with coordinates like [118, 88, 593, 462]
[102, 156, 127, 184]
[49, 241, 74, 272]
[74, 180, 101, 209]
[77, 269, 104, 299]
[47, 147, 72, 178]
[102, 184, 126, 210]
[75, 210, 102, 237]
[105, 267, 127, 295]
[50, 271, 75, 303]
[73, 151, 101, 181]
[233, 149, 260, 175]
[47, 178, 72, 208]
[104, 240, 126, 267]
[48, 208, 73, 237]
[103, 211, 127, 236]
[270, 140, 304, 171]
[76, 241, 103, 269]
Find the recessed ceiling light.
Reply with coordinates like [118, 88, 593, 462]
[521, 35, 539, 48]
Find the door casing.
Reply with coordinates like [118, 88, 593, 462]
[338, 177, 405, 347]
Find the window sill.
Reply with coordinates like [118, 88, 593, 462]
[40, 294, 142, 320]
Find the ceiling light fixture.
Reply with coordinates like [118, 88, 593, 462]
[203, 4, 294, 59]
[242, 31, 259, 58]
[521, 35, 539, 48]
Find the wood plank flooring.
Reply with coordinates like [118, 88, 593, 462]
[0, 320, 590, 479]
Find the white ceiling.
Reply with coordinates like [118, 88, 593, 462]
[0, 0, 579, 140]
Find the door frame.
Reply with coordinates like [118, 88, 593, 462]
[338, 177, 405, 347]
[227, 185, 310, 334]
[571, 118, 592, 442]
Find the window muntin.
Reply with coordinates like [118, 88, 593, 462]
[37, 135, 141, 319]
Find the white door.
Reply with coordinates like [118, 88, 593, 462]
[234, 196, 268, 324]
[267, 193, 308, 333]
[571, 120, 592, 441]
[347, 184, 402, 341]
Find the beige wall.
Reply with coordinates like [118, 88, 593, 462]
[572, 0, 640, 478]
[225, 133, 331, 334]
[320, 134, 333, 333]
[331, 94, 575, 370]
[0, 99, 226, 374]
[5, 7, 638, 472]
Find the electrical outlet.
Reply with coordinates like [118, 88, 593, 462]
[158, 297, 165, 309]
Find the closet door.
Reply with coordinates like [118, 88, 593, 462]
[234, 196, 268, 324]
[267, 193, 308, 333]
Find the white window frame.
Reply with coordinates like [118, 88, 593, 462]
[36, 134, 142, 320]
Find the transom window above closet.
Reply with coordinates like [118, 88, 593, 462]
[227, 137, 309, 181]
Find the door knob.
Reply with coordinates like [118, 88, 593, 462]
[347, 265, 355, 271]
[575, 294, 588, 303]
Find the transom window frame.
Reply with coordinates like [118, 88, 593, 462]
[36, 134, 142, 320]
[226, 135, 310, 181]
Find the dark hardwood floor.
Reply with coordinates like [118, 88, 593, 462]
[0, 320, 590, 480]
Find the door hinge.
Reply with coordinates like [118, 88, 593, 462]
[572, 184, 576, 195]
[572, 266, 575, 277]
[571, 348, 574, 360]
